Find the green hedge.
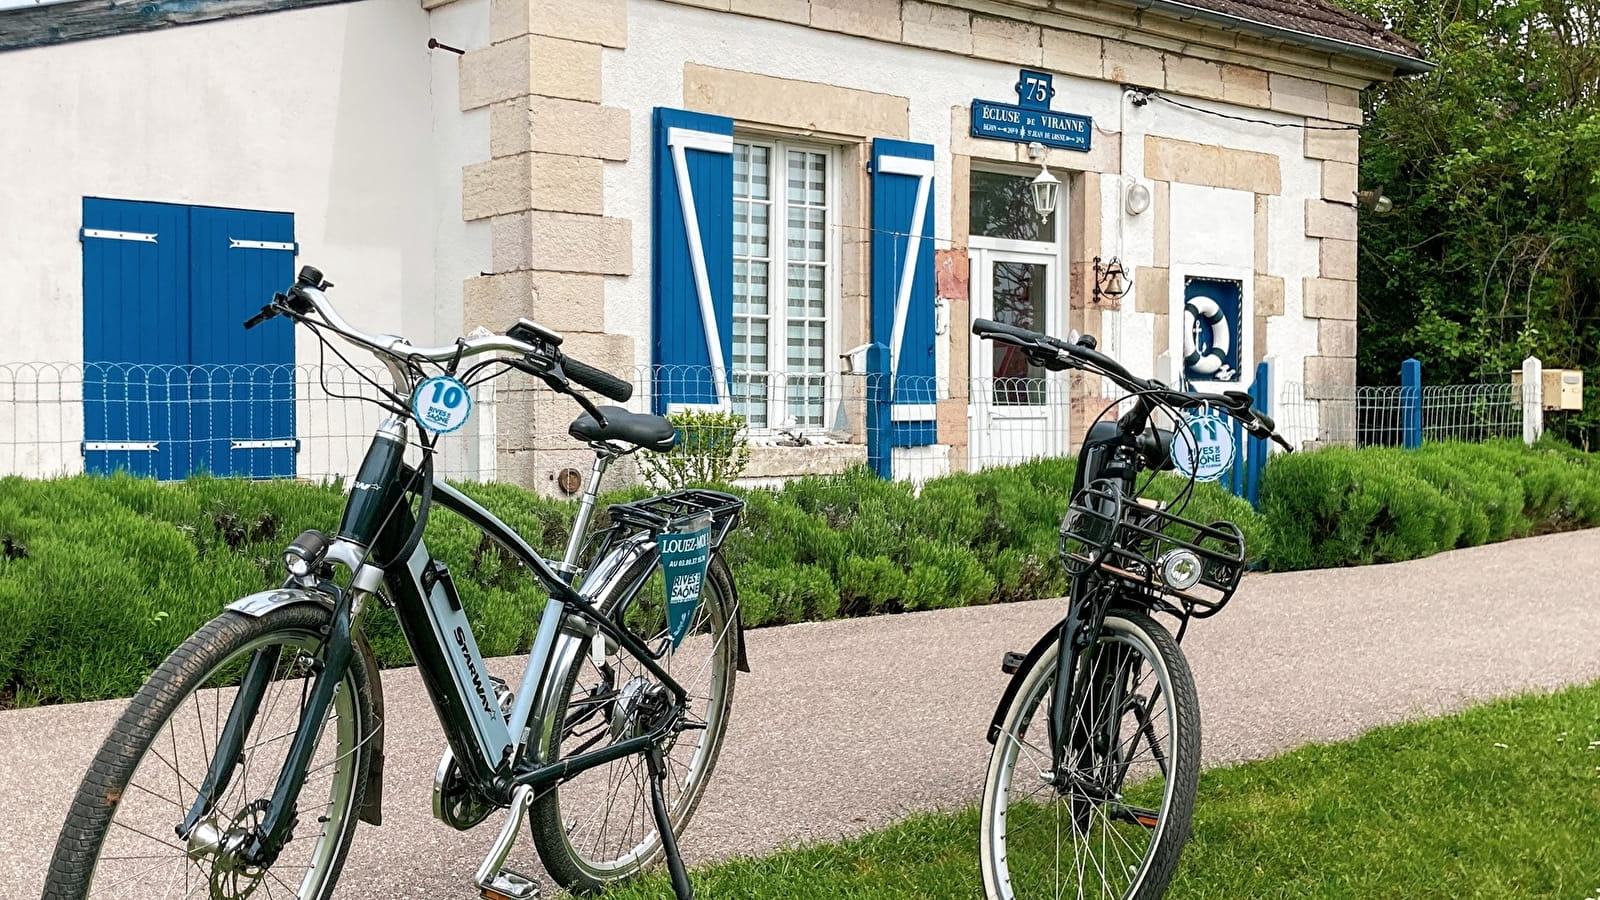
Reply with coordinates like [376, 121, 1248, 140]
[2, 440, 1597, 706]
[1258, 439, 1600, 570]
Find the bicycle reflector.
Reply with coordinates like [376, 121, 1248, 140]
[1158, 549, 1204, 590]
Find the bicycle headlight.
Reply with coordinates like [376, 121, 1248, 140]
[1158, 549, 1204, 591]
[283, 529, 330, 579]
[283, 550, 313, 578]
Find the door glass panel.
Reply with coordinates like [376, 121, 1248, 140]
[991, 261, 1047, 406]
[970, 171, 1056, 243]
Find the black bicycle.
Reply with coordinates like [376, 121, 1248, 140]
[43, 266, 747, 900]
[972, 318, 1290, 900]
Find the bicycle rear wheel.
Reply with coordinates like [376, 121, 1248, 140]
[528, 551, 740, 894]
[980, 609, 1199, 900]
[42, 605, 375, 900]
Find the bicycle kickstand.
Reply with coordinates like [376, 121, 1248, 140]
[646, 743, 694, 900]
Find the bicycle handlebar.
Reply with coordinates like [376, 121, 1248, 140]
[971, 318, 1292, 451]
[249, 265, 633, 404]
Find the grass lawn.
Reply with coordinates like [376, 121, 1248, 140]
[605, 681, 1600, 899]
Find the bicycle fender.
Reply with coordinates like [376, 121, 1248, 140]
[986, 621, 1067, 745]
[225, 588, 388, 826]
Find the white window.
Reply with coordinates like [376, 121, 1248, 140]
[731, 137, 836, 432]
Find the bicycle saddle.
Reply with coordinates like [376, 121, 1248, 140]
[568, 407, 678, 452]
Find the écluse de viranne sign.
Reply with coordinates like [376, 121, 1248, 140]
[971, 69, 1092, 152]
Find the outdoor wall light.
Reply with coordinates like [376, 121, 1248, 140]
[1356, 187, 1394, 215]
[1024, 142, 1060, 222]
[1125, 179, 1151, 216]
[1093, 256, 1128, 302]
[1030, 166, 1061, 222]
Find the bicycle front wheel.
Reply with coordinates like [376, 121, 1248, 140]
[528, 551, 740, 894]
[980, 609, 1200, 900]
[42, 605, 376, 900]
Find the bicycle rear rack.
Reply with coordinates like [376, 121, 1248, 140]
[1058, 479, 1246, 618]
[605, 489, 745, 548]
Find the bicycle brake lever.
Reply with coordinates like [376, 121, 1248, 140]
[516, 354, 610, 428]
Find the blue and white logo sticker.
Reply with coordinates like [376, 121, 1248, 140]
[1172, 410, 1235, 482]
[412, 375, 473, 434]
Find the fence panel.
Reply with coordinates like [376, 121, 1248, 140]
[7, 361, 1341, 486]
[1277, 380, 1522, 449]
[1, 363, 493, 482]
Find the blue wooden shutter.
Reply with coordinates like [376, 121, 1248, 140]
[81, 198, 296, 480]
[651, 107, 734, 414]
[870, 138, 937, 447]
[81, 197, 191, 479]
[190, 206, 297, 478]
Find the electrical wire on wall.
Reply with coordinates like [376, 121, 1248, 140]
[1145, 90, 1363, 132]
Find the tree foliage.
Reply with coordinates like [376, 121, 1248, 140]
[1348, 0, 1600, 445]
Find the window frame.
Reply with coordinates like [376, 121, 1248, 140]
[730, 133, 843, 436]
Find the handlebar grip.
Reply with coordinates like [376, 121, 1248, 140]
[562, 355, 634, 403]
[972, 318, 1056, 347]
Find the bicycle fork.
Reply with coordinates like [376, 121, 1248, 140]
[177, 591, 358, 869]
[1047, 585, 1099, 779]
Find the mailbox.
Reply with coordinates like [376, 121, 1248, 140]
[1512, 368, 1584, 411]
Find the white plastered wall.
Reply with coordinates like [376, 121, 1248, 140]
[0, 0, 491, 476]
[1108, 97, 1322, 393]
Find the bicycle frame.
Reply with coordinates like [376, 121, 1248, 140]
[983, 397, 1163, 768]
[180, 416, 708, 867]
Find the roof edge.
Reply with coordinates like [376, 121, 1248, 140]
[1109, 0, 1434, 75]
[0, 0, 361, 53]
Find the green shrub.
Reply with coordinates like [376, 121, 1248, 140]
[1259, 439, 1600, 570]
[638, 409, 750, 490]
[10, 439, 1599, 706]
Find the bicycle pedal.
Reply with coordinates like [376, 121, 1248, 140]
[479, 870, 539, 900]
[1001, 651, 1026, 675]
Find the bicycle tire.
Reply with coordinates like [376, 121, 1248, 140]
[980, 609, 1200, 900]
[528, 551, 740, 894]
[41, 605, 376, 900]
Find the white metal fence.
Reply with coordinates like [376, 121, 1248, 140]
[1276, 381, 1529, 448]
[0, 363, 496, 483]
[2, 363, 1086, 484]
[2, 360, 1545, 484]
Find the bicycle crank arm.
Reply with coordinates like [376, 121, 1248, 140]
[474, 783, 540, 900]
[1107, 804, 1161, 829]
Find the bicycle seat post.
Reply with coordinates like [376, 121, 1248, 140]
[557, 445, 620, 576]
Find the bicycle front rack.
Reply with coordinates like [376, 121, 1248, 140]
[1058, 479, 1246, 618]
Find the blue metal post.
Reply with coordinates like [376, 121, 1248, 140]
[1401, 357, 1423, 449]
[1247, 360, 1271, 506]
[865, 342, 892, 479]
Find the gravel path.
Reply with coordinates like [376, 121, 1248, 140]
[3, 529, 1597, 898]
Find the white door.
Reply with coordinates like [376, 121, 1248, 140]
[968, 246, 1068, 469]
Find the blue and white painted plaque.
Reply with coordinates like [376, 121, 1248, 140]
[971, 69, 1092, 152]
